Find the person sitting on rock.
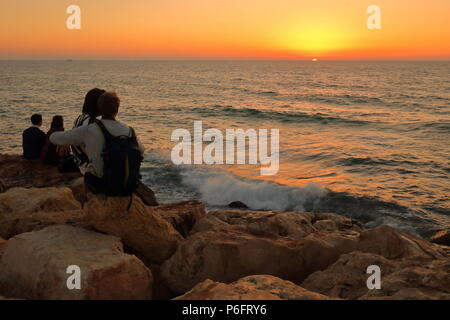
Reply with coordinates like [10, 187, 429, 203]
[22, 114, 46, 160]
[40, 115, 71, 166]
[49, 92, 157, 204]
[71, 88, 106, 173]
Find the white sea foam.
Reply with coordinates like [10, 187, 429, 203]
[180, 168, 327, 212]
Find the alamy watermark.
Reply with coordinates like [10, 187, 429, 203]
[171, 121, 279, 175]
[366, 265, 381, 290]
[66, 265, 81, 290]
[367, 5, 381, 30]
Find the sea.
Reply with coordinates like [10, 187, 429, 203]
[0, 60, 449, 237]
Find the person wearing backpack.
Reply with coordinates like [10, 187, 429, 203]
[49, 92, 148, 198]
[72, 88, 106, 172]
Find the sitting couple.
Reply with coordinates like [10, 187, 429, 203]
[22, 114, 77, 172]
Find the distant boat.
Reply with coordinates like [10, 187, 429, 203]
[65, 59, 73, 62]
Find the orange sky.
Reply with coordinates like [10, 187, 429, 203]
[1, 0, 449, 59]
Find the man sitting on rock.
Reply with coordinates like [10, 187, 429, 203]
[49, 92, 157, 205]
[22, 114, 46, 160]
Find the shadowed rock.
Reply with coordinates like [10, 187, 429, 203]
[228, 201, 248, 209]
[0, 154, 81, 191]
[156, 200, 206, 237]
[429, 230, 450, 246]
[0, 237, 6, 260]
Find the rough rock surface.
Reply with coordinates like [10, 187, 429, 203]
[156, 201, 206, 237]
[357, 225, 446, 260]
[0, 210, 85, 239]
[0, 187, 81, 219]
[84, 194, 183, 264]
[360, 259, 450, 300]
[301, 251, 399, 299]
[161, 210, 447, 295]
[161, 210, 361, 293]
[0, 225, 153, 300]
[0, 154, 81, 191]
[175, 275, 334, 300]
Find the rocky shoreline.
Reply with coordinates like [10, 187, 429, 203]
[0, 154, 448, 300]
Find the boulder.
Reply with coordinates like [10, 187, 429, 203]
[429, 230, 450, 246]
[0, 187, 81, 219]
[302, 251, 399, 299]
[0, 225, 153, 300]
[175, 275, 334, 300]
[0, 210, 85, 239]
[360, 259, 450, 300]
[0, 154, 81, 191]
[156, 201, 206, 237]
[160, 217, 360, 293]
[357, 225, 446, 260]
[228, 201, 248, 209]
[84, 194, 182, 264]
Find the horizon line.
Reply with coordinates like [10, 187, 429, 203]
[1, 58, 450, 62]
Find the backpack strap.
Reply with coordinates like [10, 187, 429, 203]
[95, 120, 114, 142]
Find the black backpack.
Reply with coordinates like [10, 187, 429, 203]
[93, 120, 143, 196]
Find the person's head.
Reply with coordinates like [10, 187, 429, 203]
[82, 88, 106, 118]
[30, 114, 42, 126]
[98, 92, 120, 119]
[50, 115, 64, 130]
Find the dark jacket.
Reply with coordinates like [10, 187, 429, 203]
[22, 126, 46, 160]
[40, 127, 64, 165]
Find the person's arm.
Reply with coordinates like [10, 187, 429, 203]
[50, 126, 87, 146]
[135, 134, 146, 155]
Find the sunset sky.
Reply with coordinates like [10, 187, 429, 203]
[1, 0, 449, 59]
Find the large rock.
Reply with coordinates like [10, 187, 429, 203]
[0, 187, 81, 219]
[84, 194, 183, 264]
[160, 210, 361, 294]
[156, 201, 206, 237]
[302, 251, 399, 299]
[357, 225, 446, 260]
[360, 259, 450, 300]
[0, 210, 85, 239]
[0, 225, 153, 300]
[175, 275, 334, 300]
[0, 154, 81, 191]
